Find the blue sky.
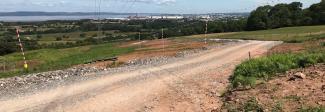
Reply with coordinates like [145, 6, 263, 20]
[0, 0, 321, 14]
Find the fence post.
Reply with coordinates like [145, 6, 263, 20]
[249, 51, 251, 60]
[3, 61, 5, 72]
[0, 56, 3, 72]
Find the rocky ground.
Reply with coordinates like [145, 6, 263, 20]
[221, 64, 325, 111]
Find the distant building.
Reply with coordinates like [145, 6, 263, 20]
[162, 16, 184, 19]
[128, 15, 184, 20]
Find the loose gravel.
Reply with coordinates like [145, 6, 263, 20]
[0, 39, 245, 97]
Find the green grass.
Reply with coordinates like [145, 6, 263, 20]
[183, 25, 325, 42]
[30, 31, 102, 41]
[23, 30, 137, 45]
[29, 31, 135, 41]
[38, 41, 76, 44]
[0, 43, 135, 78]
[231, 53, 325, 88]
[299, 107, 325, 112]
[218, 25, 325, 42]
[243, 97, 264, 112]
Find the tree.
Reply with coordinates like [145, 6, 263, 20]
[56, 37, 62, 41]
[290, 2, 303, 24]
[36, 34, 42, 39]
[246, 2, 305, 30]
[307, 0, 325, 24]
[80, 33, 86, 38]
[269, 4, 292, 28]
[246, 5, 272, 30]
[0, 36, 16, 55]
[92, 34, 98, 37]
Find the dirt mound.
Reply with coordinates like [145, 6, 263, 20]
[222, 64, 325, 111]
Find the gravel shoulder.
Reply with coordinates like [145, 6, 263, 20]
[0, 40, 280, 112]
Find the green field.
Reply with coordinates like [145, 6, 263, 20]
[0, 43, 135, 78]
[184, 25, 325, 42]
[25, 30, 137, 44]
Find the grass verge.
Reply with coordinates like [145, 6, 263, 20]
[230, 52, 325, 88]
[184, 25, 325, 42]
[0, 43, 135, 78]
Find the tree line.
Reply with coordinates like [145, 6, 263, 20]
[247, 0, 325, 30]
[0, 18, 246, 56]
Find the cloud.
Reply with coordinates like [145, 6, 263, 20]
[3, 0, 70, 8]
[31, 1, 69, 7]
[249, 0, 321, 6]
[118, 0, 176, 5]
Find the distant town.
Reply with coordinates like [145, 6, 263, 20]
[127, 13, 248, 21]
[0, 12, 249, 22]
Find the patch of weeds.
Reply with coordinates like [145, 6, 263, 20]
[243, 97, 264, 112]
[297, 55, 318, 68]
[231, 75, 257, 88]
[321, 42, 325, 47]
[222, 103, 241, 112]
[284, 95, 301, 101]
[271, 101, 283, 112]
[272, 85, 280, 92]
[107, 61, 125, 68]
[231, 53, 325, 88]
[299, 106, 325, 112]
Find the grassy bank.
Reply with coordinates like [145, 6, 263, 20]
[184, 25, 325, 42]
[228, 26, 325, 88]
[0, 43, 135, 78]
[231, 52, 325, 88]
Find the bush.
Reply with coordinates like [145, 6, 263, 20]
[36, 34, 42, 39]
[80, 33, 86, 38]
[285, 39, 303, 43]
[271, 101, 283, 112]
[56, 37, 62, 41]
[231, 53, 325, 88]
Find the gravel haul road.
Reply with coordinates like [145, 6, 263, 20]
[0, 41, 280, 112]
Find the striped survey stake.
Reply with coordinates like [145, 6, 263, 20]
[16, 28, 28, 69]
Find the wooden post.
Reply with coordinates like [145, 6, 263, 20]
[162, 28, 165, 54]
[138, 32, 141, 48]
[249, 52, 251, 60]
[205, 20, 208, 44]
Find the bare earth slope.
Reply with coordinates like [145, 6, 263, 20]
[0, 41, 280, 112]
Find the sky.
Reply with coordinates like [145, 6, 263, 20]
[0, 0, 321, 14]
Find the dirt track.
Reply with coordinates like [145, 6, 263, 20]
[0, 41, 280, 112]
